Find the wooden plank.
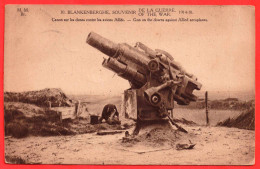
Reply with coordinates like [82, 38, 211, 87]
[97, 130, 124, 135]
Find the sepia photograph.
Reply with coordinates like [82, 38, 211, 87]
[4, 5, 255, 165]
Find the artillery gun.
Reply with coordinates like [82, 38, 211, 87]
[87, 32, 202, 133]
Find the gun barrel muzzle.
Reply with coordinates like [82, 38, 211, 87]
[87, 32, 119, 57]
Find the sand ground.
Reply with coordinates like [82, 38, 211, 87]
[5, 125, 255, 165]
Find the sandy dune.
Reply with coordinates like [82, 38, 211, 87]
[5, 125, 255, 165]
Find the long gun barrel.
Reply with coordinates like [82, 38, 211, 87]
[87, 32, 195, 79]
[87, 32, 150, 75]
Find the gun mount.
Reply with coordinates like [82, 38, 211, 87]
[87, 32, 202, 122]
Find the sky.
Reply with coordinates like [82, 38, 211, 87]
[4, 5, 255, 95]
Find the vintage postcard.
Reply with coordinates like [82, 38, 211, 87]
[4, 5, 255, 165]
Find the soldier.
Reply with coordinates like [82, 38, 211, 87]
[99, 104, 121, 125]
